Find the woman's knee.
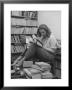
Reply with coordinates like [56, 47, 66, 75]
[37, 46, 54, 60]
[37, 47, 49, 56]
[24, 44, 36, 59]
[36, 46, 45, 53]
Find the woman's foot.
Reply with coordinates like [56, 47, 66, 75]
[16, 57, 26, 66]
[12, 56, 22, 66]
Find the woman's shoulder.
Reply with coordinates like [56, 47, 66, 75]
[48, 33, 58, 45]
[50, 33, 55, 38]
[49, 33, 56, 40]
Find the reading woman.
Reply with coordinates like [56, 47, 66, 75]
[13, 24, 61, 75]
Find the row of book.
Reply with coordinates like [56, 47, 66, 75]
[11, 11, 37, 19]
[11, 45, 26, 53]
[11, 27, 37, 34]
[11, 27, 24, 34]
[11, 11, 22, 16]
[22, 11, 37, 19]
[11, 11, 38, 54]
[11, 35, 26, 43]
[11, 18, 38, 26]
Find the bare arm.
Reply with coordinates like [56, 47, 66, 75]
[44, 47, 56, 54]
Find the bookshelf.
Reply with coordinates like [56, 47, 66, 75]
[11, 11, 38, 55]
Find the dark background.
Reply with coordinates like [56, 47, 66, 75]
[0, 0, 70, 89]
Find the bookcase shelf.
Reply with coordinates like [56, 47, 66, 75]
[11, 43, 26, 45]
[11, 11, 38, 20]
[11, 25, 38, 28]
[11, 11, 38, 54]
[11, 15, 37, 20]
[11, 34, 34, 36]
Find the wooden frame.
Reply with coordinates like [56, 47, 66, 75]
[0, 0, 70, 89]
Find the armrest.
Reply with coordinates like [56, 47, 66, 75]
[54, 48, 61, 62]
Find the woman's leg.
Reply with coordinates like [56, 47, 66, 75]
[15, 44, 36, 66]
[36, 46, 54, 61]
[23, 44, 36, 60]
[36, 46, 56, 75]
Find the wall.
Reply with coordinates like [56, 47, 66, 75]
[38, 11, 61, 40]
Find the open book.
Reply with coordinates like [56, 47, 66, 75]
[31, 34, 43, 47]
[36, 39, 43, 47]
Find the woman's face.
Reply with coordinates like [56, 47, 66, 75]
[39, 29, 46, 37]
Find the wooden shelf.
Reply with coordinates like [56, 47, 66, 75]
[11, 34, 33, 36]
[11, 43, 26, 45]
[11, 52, 22, 54]
[11, 25, 38, 28]
[11, 15, 37, 20]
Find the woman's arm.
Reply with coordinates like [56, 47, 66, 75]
[44, 47, 56, 54]
[43, 34, 58, 53]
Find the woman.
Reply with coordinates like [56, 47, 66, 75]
[13, 24, 61, 75]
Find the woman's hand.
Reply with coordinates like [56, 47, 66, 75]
[11, 56, 22, 66]
[44, 47, 56, 53]
[32, 34, 37, 43]
[32, 34, 37, 39]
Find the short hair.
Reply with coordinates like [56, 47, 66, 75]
[37, 24, 51, 38]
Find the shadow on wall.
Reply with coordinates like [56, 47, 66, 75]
[38, 11, 61, 40]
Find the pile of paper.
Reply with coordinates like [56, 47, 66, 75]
[22, 62, 53, 79]
[35, 62, 51, 72]
[23, 61, 33, 67]
[41, 71, 53, 79]
[24, 68, 41, 79]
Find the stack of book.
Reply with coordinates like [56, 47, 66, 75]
[11, 27, 25, 34]
[11, 18, 27, 26]
[22, 62, 53, 79]
[11, 45, 26, 53]
[11, 11, 22, 16]
[21, 11, 37, 20]
[11, 18, 37, 27]
[11, 27, 37, 34]
[11, 35, 26, 44]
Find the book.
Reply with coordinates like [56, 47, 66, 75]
[11, 11, 22, 16]
[11, 18, 26, 26]
[31, 34, 43, 47]
[11, 27, 24, 34]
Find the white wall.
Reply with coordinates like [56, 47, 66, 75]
[38, 11, 61, 40]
